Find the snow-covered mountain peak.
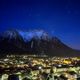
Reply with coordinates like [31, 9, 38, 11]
[1, 29, 50, 42]
[2, 30, 18, 39]
[18, 30, 49, 41]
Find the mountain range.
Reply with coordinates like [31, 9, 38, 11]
[0, 30, 80, 57]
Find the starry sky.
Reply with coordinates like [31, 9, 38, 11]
[0, 0, 80, 50]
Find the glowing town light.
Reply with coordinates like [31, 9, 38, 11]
[38, 66, 42, 70]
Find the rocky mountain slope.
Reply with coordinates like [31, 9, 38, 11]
[0, 30, 80, 57]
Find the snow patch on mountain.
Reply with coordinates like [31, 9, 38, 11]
[1, 30, 50, 42]
[18, 30, 49, 42]
[2, 30, 18, 40]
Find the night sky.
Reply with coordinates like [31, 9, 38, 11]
[0, 0, 80, 50]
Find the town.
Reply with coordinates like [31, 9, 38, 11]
[0, 55, 80, 80]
